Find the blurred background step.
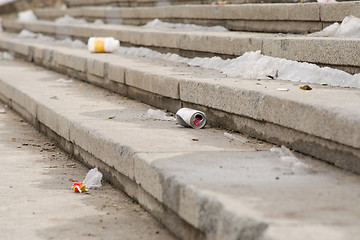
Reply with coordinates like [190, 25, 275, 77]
[0, 0, 63, 18]
[3, 18, 360, 74]
[34, 1, 360, 33]
[64, 0, 354, 8]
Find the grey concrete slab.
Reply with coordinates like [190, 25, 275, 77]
[0, 101, 175, 240]
[34, 2, 356, 33]
[3, 19, 360, 74]
[0, 32, 359, 175]
[1, 59, 360, 240]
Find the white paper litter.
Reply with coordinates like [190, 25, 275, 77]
[147, 109, 176, 121]
[144, 18, 228, 32]
[83, 168, 103, 189]
[224, 132, 247, 143]
[18, 10, 37, 22]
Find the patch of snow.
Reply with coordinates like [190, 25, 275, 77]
[147, 109, 176, 121]
[18, 10, 37, 22]
[1, 51, 14, 60]
[17, 30, 87, 48]
[18, 29, 37, 38]
[144, 18, 228, 32]
[224, 132, 247, 143]
[309, 15, 360, 38]
[56, 78, 73, 83]
[93, 19, 104, 25]
[118, 46, 360, 89]
[55, 15, 87, 24]
[317, 0, 337, 3]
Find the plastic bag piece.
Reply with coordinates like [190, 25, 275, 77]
[83, 168, 103, 189]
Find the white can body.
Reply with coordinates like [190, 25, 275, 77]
[176, 108, 206, 129]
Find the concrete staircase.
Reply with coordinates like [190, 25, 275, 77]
[0, 1, 360, 240]
[34, 1, 360, 33]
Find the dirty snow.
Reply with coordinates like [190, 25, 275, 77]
[147, 109, 176, 121]
[317, 0, 337, 3]
[144, 18, 228, 32]
[270, 146, 309, 173]
[18, 10, 37, 22]
[309, 15, 360, 38]
[118, 46, 360, 88]
[224, 132, 248, 143]
[56, 78, 73, 83]
[14, 28, 360, 89]
[55, 15, 104, 25]
[55, 15, 87, 24]
[0, 51, 14, 60]
[18, 29, 86, 48]
[93, 19, 104, 25]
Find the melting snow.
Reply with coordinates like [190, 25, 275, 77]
[18, 29, 87, 48]
[18, 10, 37, 22]
[147, 109, 176, 121]
[118, 47, 360, 88]
[144, 18, 228, 32]
[310, 15, 360, 38]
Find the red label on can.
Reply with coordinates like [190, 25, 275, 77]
[194, 118, 201, 125]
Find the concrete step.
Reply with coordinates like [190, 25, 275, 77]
[64, 0, 317, 8]
[0, 101, 177, 240]
[0, 31, 359, 175]
[1, 55, 360, 240]
[34, 1, 360, 33]
[0, 0, 62, 17]
[3, 18, 360, 74]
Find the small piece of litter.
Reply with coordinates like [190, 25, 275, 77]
[65, 163, 77, 168]
[83, 168, 103, 189]
[56, 78, 73, 83]
[224, 132, 247, 143]
[72, 182, 87, 193]
[212, 1, 227, 5]
[300, 85, 312, 90]
[277, 88, 289, 91]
